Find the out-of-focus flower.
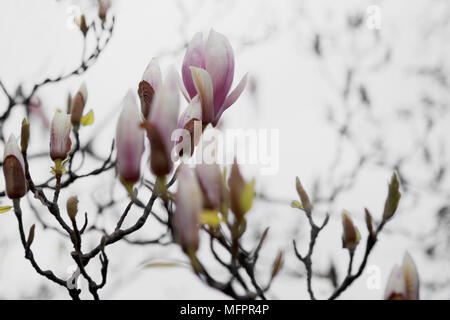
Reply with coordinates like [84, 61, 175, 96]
[27, 95, 49, 129]
[195, 163, 222, 210]
[138, 58, 162, 118]
[174, 164, 202, 253]
[227, 160, 255, 222]
[384, 252, 420, 300]
[341, 212, 360, 251]
[141, 69, 180, 177]
[3, 135, 26, 199]
[116, 90, 145, 193]
[70, 82, 88, 128]
[180, 30, 247, 127]
[50, 111, 72, 165]
[98, 0, 111, 22]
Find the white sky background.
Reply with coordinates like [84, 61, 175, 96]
[0, 0, 449, 299]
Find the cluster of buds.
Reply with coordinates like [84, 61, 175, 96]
[384, 252, 420, 300]
[173, 161, 254, 255]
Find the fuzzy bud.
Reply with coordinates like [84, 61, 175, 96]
[3, 135, 26, 199]
[341, 212, 360, 251]
[66, 196, 79, 221]
[20, 118, 30, 153]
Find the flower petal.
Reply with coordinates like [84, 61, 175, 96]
[214, 73, 248, 126]
[182, 32, 205, 99]
[402, 252, 420, 300]
[205, 29, 235, 115]
[190, 67, 214, 124]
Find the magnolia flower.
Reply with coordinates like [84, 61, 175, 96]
[384, 252, 420, 300]
[138, 58, 162, 118]
[3, 135, 26, 199]
[50, 111, 72, 162]
[341, 212, 360, 251]
[141, 69, 180, 177]
[195, 163, 222, 210]
[180, 30, 247, 127]
[174, 164, 202, 253]
[70, 82, 88, 127]
[116, 90, 145, 191]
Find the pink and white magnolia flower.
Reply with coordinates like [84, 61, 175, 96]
[3, 134, 26, 199]
[116, 90, 145, 187]
[141, 68, 180, 176]
[138, 58, 162, 118]
[174, 164, 202, 253]
[180, 30, 247, 127]
[384, 252, 420, 300]
[50, 111, 72, 161]
[195, 163, 222, 210]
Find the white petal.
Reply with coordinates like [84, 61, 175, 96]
[190, 67, 214, 123]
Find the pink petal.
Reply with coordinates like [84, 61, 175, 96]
[214, 73, 248, 126]
[190, 67, 214, 124]
[182, 33, 206, 99]
[205, 29, 235, 115]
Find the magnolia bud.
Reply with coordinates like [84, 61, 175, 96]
[295, 177, 312, 213]
[116, 90, 145, 193]
[383, 173, 401, 222]
[139, 58, 162, 118]
[195, 163, 222, 210]
[341, 212, 360, 251]
[70, 82, 88, 127]
[75, 14, 88, 36]
[228, 160, 254, 221]
[174, 164, 202, 253]
[384, 252, 419, 300]
[27, 224, 35, 248]
[3, 135, 26, 199]
[21, 118, 30, 153]
[50, 111, 72, 162]
[66, 196, 79, 221]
